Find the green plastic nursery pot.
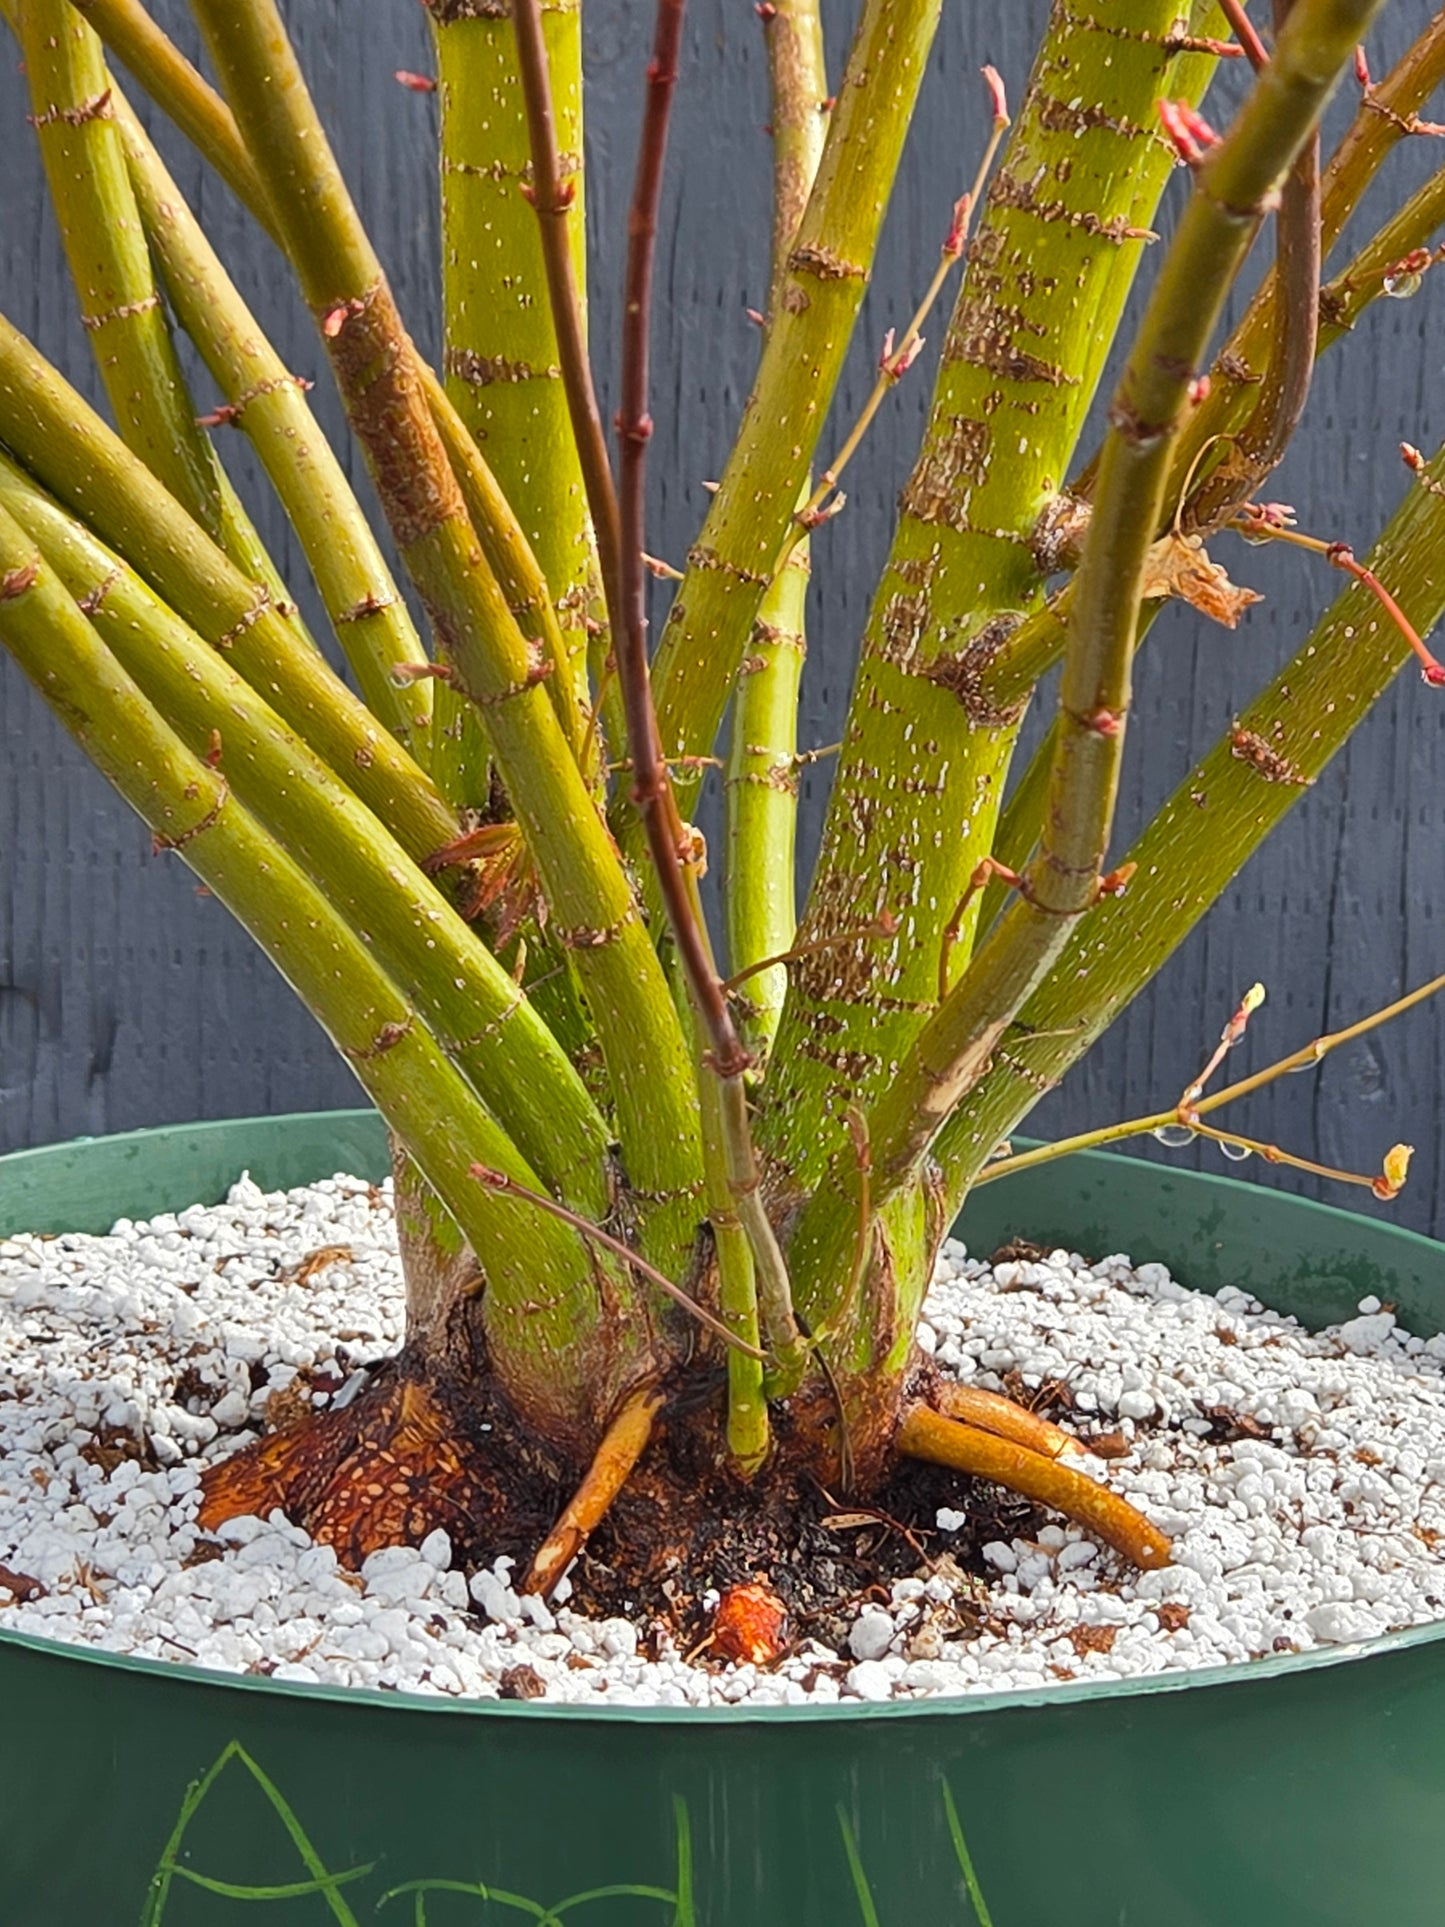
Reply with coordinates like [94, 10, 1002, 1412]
[3, 1113, 1445, 1926]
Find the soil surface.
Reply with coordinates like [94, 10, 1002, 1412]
[569, 1445, 1043, 1660]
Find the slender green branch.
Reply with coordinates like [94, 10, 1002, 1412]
[0, 506, 637, 1440]
[639, 0, 944, 808]
[698, 1068, 768, 1470]
[1318, 160, 1445, 332]
[0, 311, 459, 857]
[724, 540, 808, 1053]
[110, 88, 432, 758]
[0, 456, 612, 1216]
[191, 0, 704, 1271]
[937, 427, 1445, 1212]
[722, 0, 827, 1056]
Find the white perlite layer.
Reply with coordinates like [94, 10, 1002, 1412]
[2, 1171, 1444, 1707]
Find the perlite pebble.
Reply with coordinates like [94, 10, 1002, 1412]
[1, 1174, 1443, 1706]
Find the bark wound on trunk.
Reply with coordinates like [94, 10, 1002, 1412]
[325, 281, 465, 548]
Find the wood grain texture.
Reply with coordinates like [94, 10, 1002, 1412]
[3, 0, 1444, 1240]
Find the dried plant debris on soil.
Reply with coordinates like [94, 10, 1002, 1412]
[1, 1174, 1443, 1706]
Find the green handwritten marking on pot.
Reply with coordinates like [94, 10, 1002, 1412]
[141, 1741, 368, 1927]
[837, 1807, 883, 1927]
[145, 1740, 694, 1926]
[942, 1781, 997, 1927]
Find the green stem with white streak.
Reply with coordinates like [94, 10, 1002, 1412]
[0, 311, 459, 859]
[110, 88, 432, 760]
[725, 540, 809, 1055]
[0, 456, 611, 1218]
[0, 509, 643, 1442]
[190, 0, 703, 1275]
[697, 1041, 767, 1473]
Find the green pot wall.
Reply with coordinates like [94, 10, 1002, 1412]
[2, 1112, 1444, 1926]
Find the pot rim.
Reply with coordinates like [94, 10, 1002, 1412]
[3, 1109, 1443, 1726]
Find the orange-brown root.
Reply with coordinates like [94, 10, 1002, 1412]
[897, 1401, 1172, 1571]
[198, 1372, 487, 1569]
[934, 1382, 1087, 1460]
[523, 1383, 663, 1598]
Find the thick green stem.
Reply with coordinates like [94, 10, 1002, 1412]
[870, 0, 1383, 1201]
[110, 89, 432, 758]
[190, 0, 703, 1271]
[0, 456, 612, 1217]
[937, 428, 1445, 1212]
[429, 0, 594, 743]
[639, 0, 943, 811]
[759, 6, 1219, 1201]
[0, 311, 459, 855]
[70, 0, 277, 227]
[782, 0, 1381, 1384]
[0, 508, 641, 1440]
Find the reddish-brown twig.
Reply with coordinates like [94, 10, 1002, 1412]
[610, 0, 805, 1368]
[1232, 504, 1445, 684]
[1219, 0, 1270, 70]
[511, 0, 625, 646]
[469, 1163, 770, 1359]
[722, 910, 898, 994]
[1180, 980, 1265, 1112]
[614, 0, 739, 1071]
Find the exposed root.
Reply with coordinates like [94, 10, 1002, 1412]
[933, 1382, 1087, 1460]
[198, 1368, 500, 1569]
[897, 1401, 1172, 1570]
[523, 1383, 664, 1598]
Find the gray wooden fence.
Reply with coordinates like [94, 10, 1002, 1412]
[3, 1, 1444, 1239]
